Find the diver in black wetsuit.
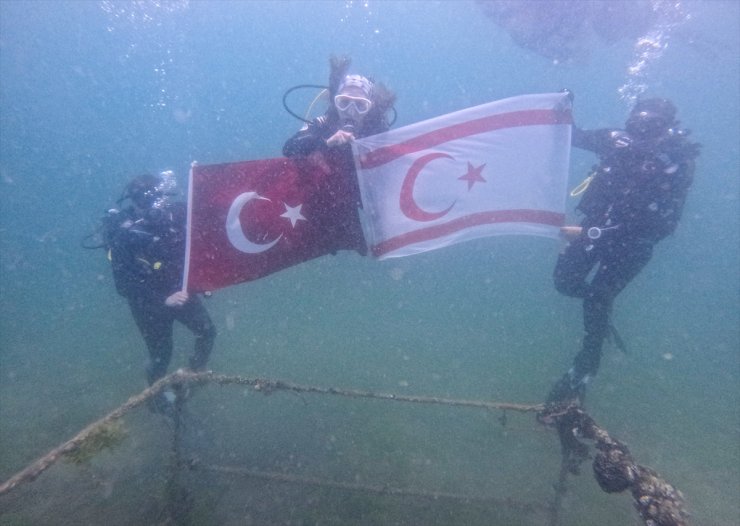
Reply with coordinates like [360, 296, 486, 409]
[283, 55, 396, 255]
[547, 98, 700, 404]
[103, 173, 216, 412]
[283, 55, 396, 158]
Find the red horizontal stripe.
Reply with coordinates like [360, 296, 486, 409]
[371, 209, 564, 257]
[360, 109, 572, 170]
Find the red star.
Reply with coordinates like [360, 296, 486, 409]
[458, 162, 486, 190]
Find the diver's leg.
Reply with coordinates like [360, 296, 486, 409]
[129, 297, 175, 385]
[553, 235, 598, 298]
[572, 296, 609, 383]
[174, 295, 216, 372]
[545, 237, 601, 404]
[544, 296, 608, 405]
[573, 239, 654, 383]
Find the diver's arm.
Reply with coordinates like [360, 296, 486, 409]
[283, 118, 330, 158]
[651, 159, 695, 240]
[283, 131, 326, 157]
[162, 203, 189, 301]
[106, 210, 140, 298]
[109, 240, 138, 298]
[572, 128, 624, 154]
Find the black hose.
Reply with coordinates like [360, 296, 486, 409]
[282, 84, 330, 124]
[388, 106, 398, 127]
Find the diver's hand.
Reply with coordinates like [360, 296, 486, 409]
[165, 291, 189, 307]
[326, 129, 355, 147]
[560, 226, 582, 240]
[559, 88, 574, 103]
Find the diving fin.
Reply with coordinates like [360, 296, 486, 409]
[608, 324, 629, 354]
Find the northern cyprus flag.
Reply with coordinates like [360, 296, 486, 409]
[352, 93, 573, 259]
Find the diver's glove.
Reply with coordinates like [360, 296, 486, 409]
[559, 88, 574, 103]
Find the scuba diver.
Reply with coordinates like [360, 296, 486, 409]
[99, 173, 216, 414]
[283, 55, 396, 255]
[545, 97, 700, 406]
[283, 55, 396, 156]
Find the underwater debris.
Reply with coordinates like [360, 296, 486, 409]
[2, 370, 689, 526]
[63, 420, 127, 465]
[539, 403, 690, 526]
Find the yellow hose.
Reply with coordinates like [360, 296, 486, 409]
[570, 174, 594, 197]
[305, 88, 329, 121]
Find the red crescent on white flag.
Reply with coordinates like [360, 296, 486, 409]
[400, 152, 456, 222]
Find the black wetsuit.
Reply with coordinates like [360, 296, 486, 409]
[283, 113, 388, 158]
[283, 113, 389, 255]
[105, 202, 216, 385]
[554, 127, 697, 385]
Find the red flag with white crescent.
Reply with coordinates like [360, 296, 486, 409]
[184, 156, 364, 292]
[352, 93, 573, 259]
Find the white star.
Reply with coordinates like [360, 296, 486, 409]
[280, 203, 306, 228]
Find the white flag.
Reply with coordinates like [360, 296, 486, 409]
[352, 93, 572, 259]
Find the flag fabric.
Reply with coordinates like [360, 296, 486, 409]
[184, 156, 364, 293]
[352, 93, 573, 259]
[184, 93, 572, 292]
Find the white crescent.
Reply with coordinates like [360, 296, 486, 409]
[226, 192, 282, 254]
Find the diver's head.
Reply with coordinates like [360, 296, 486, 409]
[625, 98, 677, 140]
[334, 74, 374, 130]
[121, 174, 163, 211]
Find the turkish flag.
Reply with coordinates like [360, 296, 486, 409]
[184, 156, 364, 292]
[352, 93, 573, 259]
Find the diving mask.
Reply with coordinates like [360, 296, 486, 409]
[626, 110, 671, 138]
[334, 94, 372, 115]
